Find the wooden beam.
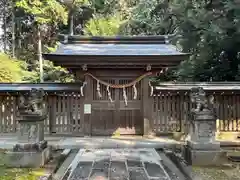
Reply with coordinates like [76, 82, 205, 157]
[53, 64, 177, 69]
[43, 54, 188, 64]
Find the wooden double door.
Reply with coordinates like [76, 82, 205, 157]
[89, 77, 143, 136]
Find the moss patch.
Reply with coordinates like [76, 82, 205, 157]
[0, 151, 46, 180]
[192, 165, 240, 180]
[0, 167, 46, 180]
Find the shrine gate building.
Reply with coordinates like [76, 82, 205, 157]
[43, 35, 189, 136]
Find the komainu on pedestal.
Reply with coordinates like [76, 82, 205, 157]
[5, 88, 51, 168]
[183, 87, 222, 166]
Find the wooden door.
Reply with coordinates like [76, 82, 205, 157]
[90, 78, 143, 136]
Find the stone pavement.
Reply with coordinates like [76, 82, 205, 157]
[0, 134, 180, 150]
[62, 148, 172, 180]
[53, 137, 179, 149]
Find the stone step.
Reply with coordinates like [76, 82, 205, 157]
[157, 151, 186, 180]
[54, 137, 178, 149]
[227, 151, 240, 157]
[52, 150, 78, 180]
[62, 148, 171, 180]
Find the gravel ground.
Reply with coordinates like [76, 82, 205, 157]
[192, 165, 240, 180]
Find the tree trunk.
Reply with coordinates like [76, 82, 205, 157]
[68, 9, 74, 35]
[37, 25, 43, 83]
[12, 0, 15, 58]
[3, 0, 7, 52]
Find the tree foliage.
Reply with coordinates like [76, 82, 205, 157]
[12, 0, 71, 82]
[84, 14, 124, 36]
[0, 53, 32, 82]
[172, 0, 240, 81]
[0, 0, 240, 83]
[120, 0, 240, 82]
[15, 0, 68, 25]
[120, 0, 176, 35]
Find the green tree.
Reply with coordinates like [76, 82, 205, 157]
[83, 14, 124, 35]
[120, 0, 176, 35]
[122, 0, 240, 82]
[16, 0, 68, 82]
[172, 0, 240, 81]
[0, 53, 32, 82]
[3, 0, 239, 83]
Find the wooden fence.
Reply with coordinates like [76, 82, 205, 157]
[152, 91, 240, 133]
[0, 93, 82, 134]
[1, 84, 240, 134]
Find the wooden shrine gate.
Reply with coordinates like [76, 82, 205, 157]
[85, 72, 145, 136]
[43, 35, 190, 136]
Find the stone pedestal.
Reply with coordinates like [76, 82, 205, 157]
[143, 118, 150, 136]
[5, 116, 51, 168]
[143, 118, 155, 139]
[18, 120, 44, 143]
[183, 110, 221, 166]
[5, 146, 51, 168]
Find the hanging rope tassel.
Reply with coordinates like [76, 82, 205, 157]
[123, 87, 128, 106]
[149, 81, 153, 96]
[97, 80, 102, 98]
[80, 81, 87, 96]
[133, 84, 137, 100]
[107, 85, 113, 103]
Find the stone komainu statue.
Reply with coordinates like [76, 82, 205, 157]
[190, 87, 214, 112]
[18, 88, 47, 117]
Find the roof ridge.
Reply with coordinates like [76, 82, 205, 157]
[58, 34, 168, 44]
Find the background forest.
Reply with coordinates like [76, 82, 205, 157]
[0, 0, 239, 83]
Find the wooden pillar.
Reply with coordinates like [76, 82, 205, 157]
[142, 76, 154, 137]
[75, 70, 90, 136]
[114, 80, 120, 134]
[83, 75, 92, 136]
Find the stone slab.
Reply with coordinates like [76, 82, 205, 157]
[109, 161, 128, 180]
[4, 147, 51, 168]
[13, 140, 47, 152]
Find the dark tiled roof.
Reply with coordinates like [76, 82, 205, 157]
[44, 35, 188, 57]
[43, 35, 190, 68]
[0, 83, 83, 93]
[0, 82, 239, 93]
[50, 43, 186, 56]
[155, 82, 240, 91]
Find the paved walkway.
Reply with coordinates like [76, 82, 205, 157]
[62, 149, 172, 180]
[0, 134, 180, 149]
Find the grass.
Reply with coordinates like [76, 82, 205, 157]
[0, 166, 46, 180]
